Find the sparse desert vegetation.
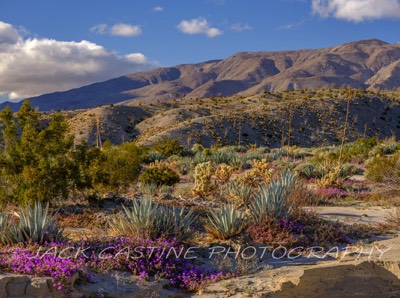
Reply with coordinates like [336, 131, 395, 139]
[1, 94, 400, 296]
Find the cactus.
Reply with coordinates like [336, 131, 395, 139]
[192, 162, 215, 197]
[215, 164, 235, 183]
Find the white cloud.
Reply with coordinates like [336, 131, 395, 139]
[111, 23, 142, 37]
[90, 23, 107, 34]
[0, 21, 20, 45]
[153, 6, 164, 12]
[90, 23, 142, 37]
[0, 21, 155, 100]
[279, 20, 306, 30]
[177, 17, 223, 38]
[312, 0, 400, 22]
[231, 23, 253, 32]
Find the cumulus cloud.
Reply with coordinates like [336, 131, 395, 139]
[90, 23, 142, 37]
[0, 21, 154, 100]
[312, 0, 400, 22]
[110, 24, 142, 37]
[231, 23, 253, 32]
[153, 6, 164, 12]
[0, 21, 20, 45]
[177, 18, 223, 37]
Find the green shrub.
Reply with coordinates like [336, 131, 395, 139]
[90, 142, 142, 192]
[140, 165, 180, 186]
[144, 151, 166, 163]
[151, 137, 183, 157]
[294, 163, 316, 179]
[341, 138, 378, 162]
[366, 154, 400, 183]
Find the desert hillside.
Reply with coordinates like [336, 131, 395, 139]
[63, 88, 400, 147]
[2, 39, 400, 111]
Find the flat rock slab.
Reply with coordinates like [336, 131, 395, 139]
[315, 206, 394, 225]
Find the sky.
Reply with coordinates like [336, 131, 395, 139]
[1, 0, 400, 102]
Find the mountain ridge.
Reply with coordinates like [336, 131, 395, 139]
[1, 38, 400, 111]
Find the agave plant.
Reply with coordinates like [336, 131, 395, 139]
[250, 172, 296, 222]
[0, 213, 13, 245]
[110, 198, 155, 237]
[211, 151, 233, 164]
[194, 152, 211, 165]
[205, 204, 247, 240]
[229, 155, 244, 169]
[15, 202, 64, 244]
[110, 198, 196, 239]
[154, 206, 196, 240]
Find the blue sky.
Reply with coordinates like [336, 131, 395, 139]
[1, 0, 400, 101]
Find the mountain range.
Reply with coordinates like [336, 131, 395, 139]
[1, 38, 400, 112]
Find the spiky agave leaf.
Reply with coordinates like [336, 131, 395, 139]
[17, 202, 64, 244]
[250, 172, 296, 222]
[205, 204, 246, 240]
[154, 206, 196, 240]
[110, 198, 196, 240]
[110, 198, 155, 237]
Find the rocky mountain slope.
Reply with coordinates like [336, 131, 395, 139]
[2, 39, 400, 112]
[65, 89, 400, 148]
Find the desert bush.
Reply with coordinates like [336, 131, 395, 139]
[248, 210, 359, 248]
[233, 145, 247, 153]
[173, 183, 194, 199]
[366, 153, 400, 183]
[287, 183, 319, 207]
[250, 172, 296, 222]
[151, 137, 183, 157]
[192, 143, 204, 153]
[294, 163, 317, 179]
[140, 182, 159, 196]
[369, 143, 399, 157]
[333, 138, 378, 163]
[0, 102, 87, 204]
[385, 207, 400, 230]
[144, 151, 166, 163]
[205, 204, 246, 240]
[177, 158, 191, 175]
[89, 141, 142, 193]
[140, 165, 180, 186]
[192, 162, 215, 197]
